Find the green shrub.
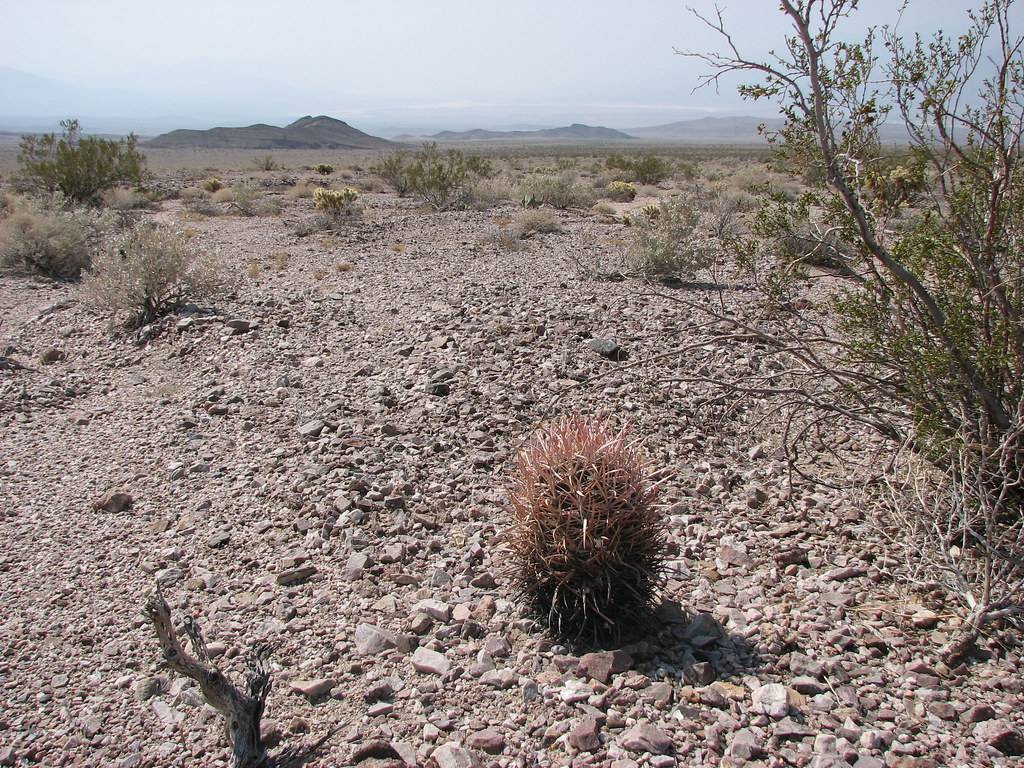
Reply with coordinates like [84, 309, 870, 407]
[0, 202, 93, 278]
[17, 119, 145, 204]
[315, 163, 334, 176]
[506, 416, 668, 643]
[465, 154, 495, 178]
[202, 177, 223, 192]
[82, 222, 223, 327]
[370, 150, 413, 196]
[313, 186, 359, 212]
[604, 153, 671, 184]
[405, 143, 469, 210]
[630, 155, 672, 184]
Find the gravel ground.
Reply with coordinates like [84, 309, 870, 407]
[1, 175, 1022, 768]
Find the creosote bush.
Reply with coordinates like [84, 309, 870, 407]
[370, 150, 412, 196]
[506, 416, 669, 643]
[82, 222, 222, 328]
[17, 119, 145, 204]
[315, 163, 334, 176]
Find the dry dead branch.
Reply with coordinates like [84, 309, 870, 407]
[144, 588, 273, 768]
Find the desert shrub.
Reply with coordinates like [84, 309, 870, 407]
[370, 150, 413, 196]
[506, 416, 668, 643]
[466, 177, 516, 210]
[509, 209, 562, 239]
[102, 187, 150, 210]
[82, 222, 222, 327]
[16, 119, 145, 204]
[690, 0, 1024, 657]
[286, 181, 315, 199]
[202, 177, 223, 192]
[253, 155, 278, 171]
[315, 163, 334, 176]
[630, 155, 672, 184]
[605, 153, 671, 184]
[226, 185, 280, 216]
[465, 154, 494, 178]
[627, 196, 718, 278]
[405, 144, 469, 210]
[606, 180, 637, 202]
[0, 202, 92, 278]
[518, 175, 593, 210]
[482, 228, 527, 252]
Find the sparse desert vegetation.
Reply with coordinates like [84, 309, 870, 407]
[2, 1, 1024, 766]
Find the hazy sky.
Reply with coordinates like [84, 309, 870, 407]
[0, 1, 998, 134]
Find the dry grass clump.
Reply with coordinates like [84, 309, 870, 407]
[102, 187, 151, 211]
[0, 199, 93, 278]
[286, 181, 316, 199]
[227, 185, 281, 216]
[466, 177, 516, 210]
[82, 222, 224, 327]
[509, 209, 562, 239]
[506, 416, 669, 644]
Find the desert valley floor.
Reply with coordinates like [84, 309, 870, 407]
[1, 160, 1022, 767]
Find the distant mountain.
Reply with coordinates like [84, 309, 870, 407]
[626, 116, 782, 143]
[628, 115, 911, 144]
[428, 123, 634, 142]
[145, 115, 395, 150]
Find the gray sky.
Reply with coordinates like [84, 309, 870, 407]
[0, 0, 994, 135]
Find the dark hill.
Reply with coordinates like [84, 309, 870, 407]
[145, 115, 395, 150]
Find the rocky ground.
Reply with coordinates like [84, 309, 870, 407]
[1, 169, 1022, 768]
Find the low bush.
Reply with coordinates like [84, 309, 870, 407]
[605, 153, 672, 184]
[253, 155, 278, 171]
[82, 222, 223, 327]
[227, 185, 281, 216]
[202, 177, 223, 192]
[466, 177, 516, 210]
[315, 163, 334, 176]
[102, 187, 151, 210]
[0, 201, 93, 278]
[518, 175, 593, 210]
[16, 119, 145, 204]
[509, 209, 562, 239]
[627, 195, 719, 279]
[405, 144, 469, 210]
[370, 150, 413, 196]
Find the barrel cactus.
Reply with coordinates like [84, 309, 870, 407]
[506, 415, 669, 644]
